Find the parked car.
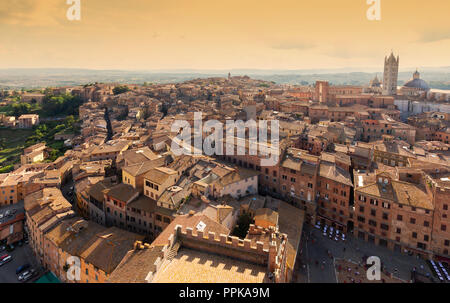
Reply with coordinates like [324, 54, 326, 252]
[0, 245, 6, 252]
[0, 254, 9, 261]
[0, 254, 12, 266]
[5, 210, 11, 217]
[18, 270, 30, 281]
[18, 269, 37, 282]
[17, 240, 23, 247]
[0, 213, 4, 219]
[16, 263, 31, 275]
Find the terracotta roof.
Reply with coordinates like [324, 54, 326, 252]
[87, 178, 116, 202]
[319, 162, 353, 186]
[103, 183, 138, 202]
[144, 167, 178, 185]
[151, 213, 230, 247]
[58, 222, 144, 274]
[122, 157, 166, 177]
[254, 208, 279, 226]
[152, 248, 267, 283]
[107, 246, 164, 283]
[277, 202, 304, 270]
[356, 180, 433, 210]
[122, 147, 160, 165]
[127, 195, 156, 213]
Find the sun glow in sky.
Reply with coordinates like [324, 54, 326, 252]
[0, 0, 449, 70]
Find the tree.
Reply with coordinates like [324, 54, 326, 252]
[113, 85, 130, 95]
[42, 94, 82, 116]
[12, 103, 31, 116]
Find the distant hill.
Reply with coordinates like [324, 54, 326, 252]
[1, 68, 449, 89]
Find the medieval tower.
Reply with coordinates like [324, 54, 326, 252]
[382, 52, 399, 96]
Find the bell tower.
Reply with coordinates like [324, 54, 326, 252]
[382, 51, 399, 96]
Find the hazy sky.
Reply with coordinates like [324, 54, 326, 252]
[0, 0, 449, 70]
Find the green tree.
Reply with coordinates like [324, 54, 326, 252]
[12, 103, 31, 116]
[113, 85, 130, 95]
[41, 94, 82, 116]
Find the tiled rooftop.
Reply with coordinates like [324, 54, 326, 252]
[152, 248, 267, 283]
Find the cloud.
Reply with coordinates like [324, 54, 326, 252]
[319, 44, 383, 60]
[417, 30, 450, 43]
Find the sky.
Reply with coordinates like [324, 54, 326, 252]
[0, 0, 449, 70]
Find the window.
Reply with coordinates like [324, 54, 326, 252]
[380, 224, 389, 231]
[368, 220, 377, 227]
[396, 228, 401, 234]
[382, 213, 388, 220]
[444, 204, 448, 211]
[410, 218, 416, 224]
[442, 225, 447, 231]
[417, 243, 427, 250]
[370, 209, 376, 217]
[445, 240, 449, 247]
[291, 177, 296, 183]
[412, 232, 417, 239]
[424, 221, 430, 227]
[397, 215, 402, 221]
[424, 235, 429, 242]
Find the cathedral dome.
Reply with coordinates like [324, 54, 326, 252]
[403, 70, 430, 91]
